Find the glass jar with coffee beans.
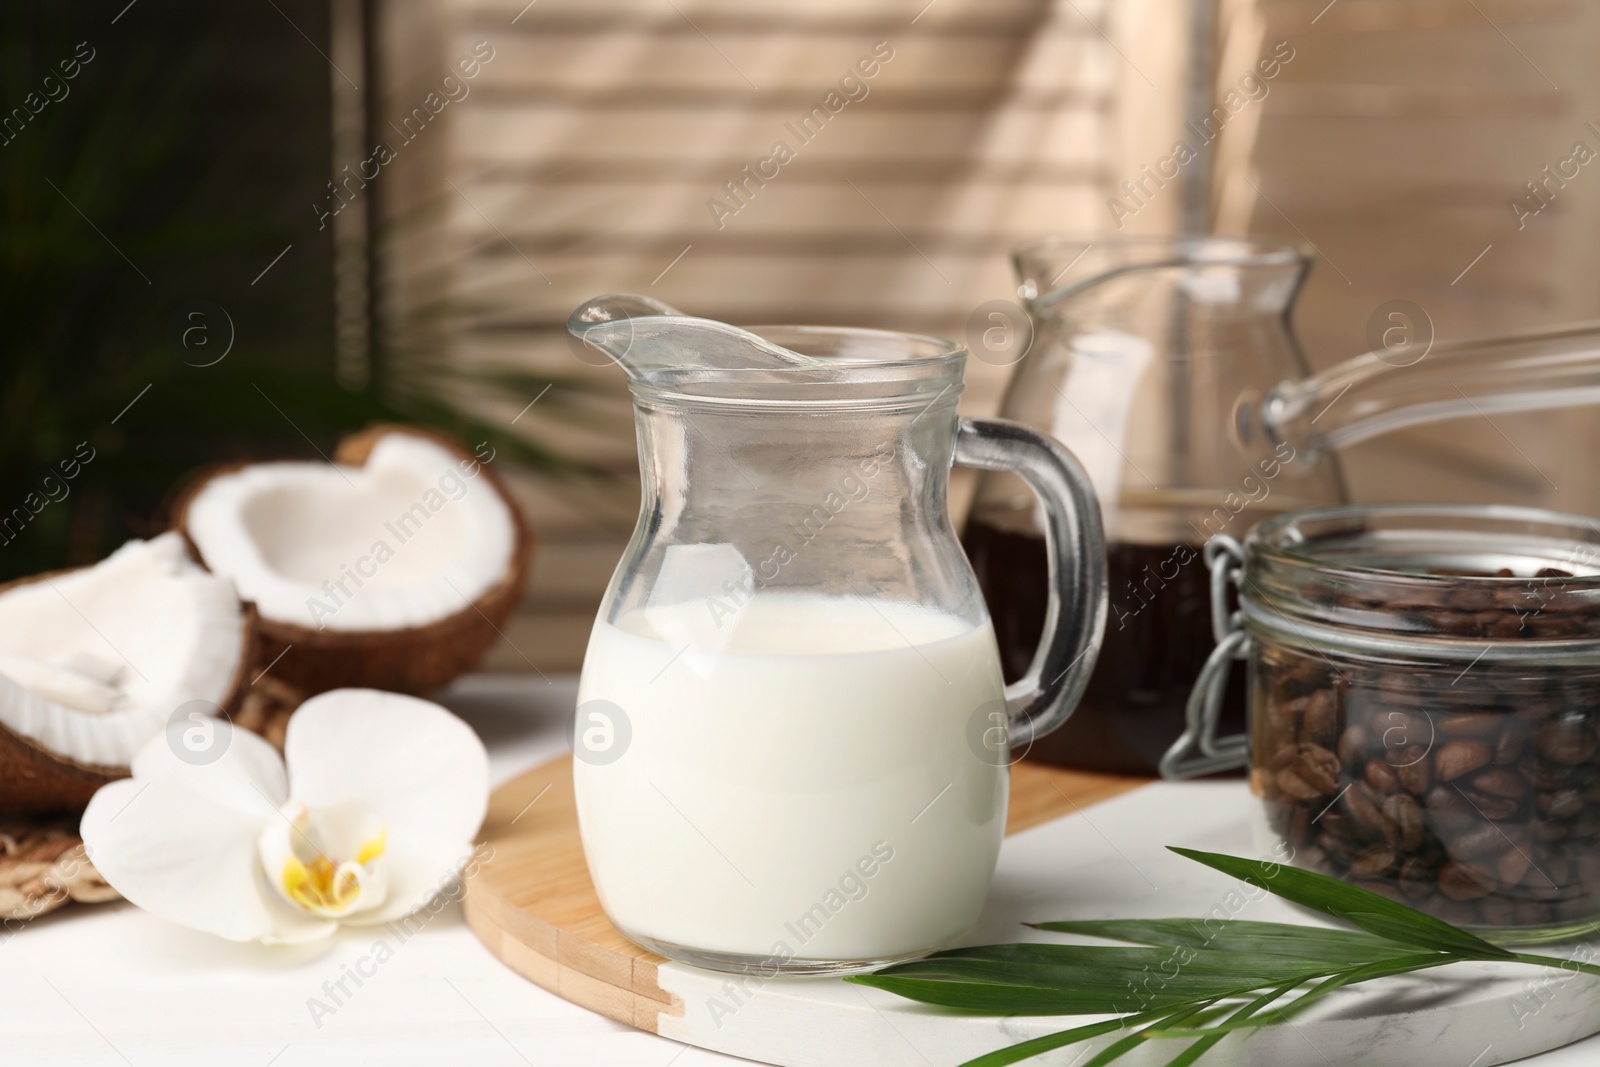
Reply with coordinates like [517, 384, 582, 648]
[1170, 503, 1600, 944]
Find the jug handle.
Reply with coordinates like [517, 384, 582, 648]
[955, 417, 1108, 749]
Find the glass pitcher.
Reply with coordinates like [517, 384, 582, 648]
[566, 296, 1104, 976]
[967, 235, 1600, 776]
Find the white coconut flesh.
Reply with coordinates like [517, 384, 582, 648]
[0, 533, 246, 767]
[183, 434, 515, 633]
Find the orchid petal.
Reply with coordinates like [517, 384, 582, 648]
[129, 719, 288, 813]
[284, 689, 487, 857]
[340, 837, 479, 926]
[81, 775, 331, 943]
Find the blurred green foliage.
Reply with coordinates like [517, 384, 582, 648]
[0, 2, 605, 580]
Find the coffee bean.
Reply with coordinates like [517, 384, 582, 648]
[1350, 845, 1399, 879]
[1439, 861, 1496, 901]
[1317, 831, 1358, 862]
[1399, 856, 1438, 899]
[1338, 724, 1370, 767]
[1291, 743, 1341, 796]
[1302, 688, 1339, 748]
[1496, 846, 1534, 887]
[1376, 710, 1431, 753]
[1521, 757, 1578, 792]
[1493, 724, 1525, 765]
[1425, 783, 1475, 820]
[1443, 821, 1506, 860]
[1537, 717, 1598, 766]
[1343, 783, 1393, 839]
[1317, 811, 1359, 842]
[1366, 760, 1400, 794]
[1383, 793, 1426, 851]
[1267, 742, 1299, 771]
[1539, 847, 1573, 888]
[1538, 789, 1585, 820]
[1470, 768, 1530, 800]
[1532, 820, 1571, 843]
[1276, 766, 1325, 802]
[1456, 787, 1520, 821]
[1397, 748, 1433, 794]
[1436, 741, 1494, 781]
[1441, 712, 1503, 739]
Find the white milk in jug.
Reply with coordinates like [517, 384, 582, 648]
[572, 591, 1009, 968]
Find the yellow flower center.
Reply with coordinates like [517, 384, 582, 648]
[259, 802, 389, 920]
[280, 828, 385, 913]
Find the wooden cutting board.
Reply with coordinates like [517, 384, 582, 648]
[460, 755, 1146, 1033]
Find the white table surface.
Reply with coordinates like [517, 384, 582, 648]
[9, 674, 1597, 1067]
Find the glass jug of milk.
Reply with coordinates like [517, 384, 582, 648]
[567, 295, 1106, 976]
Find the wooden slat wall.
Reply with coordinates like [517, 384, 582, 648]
[1210, 0, 1600, 510]
[373, 0, 1133, 672]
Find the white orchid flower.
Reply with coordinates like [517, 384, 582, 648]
[81, 689, 488, 943]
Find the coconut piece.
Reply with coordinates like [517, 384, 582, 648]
[0, 534, 253, 814]
[0, 657, 119, 714]
[175, 425, 534, 695]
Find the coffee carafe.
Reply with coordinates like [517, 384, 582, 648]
[965, 235, 1600, 774]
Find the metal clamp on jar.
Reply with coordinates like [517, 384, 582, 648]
[1167, 503, 1600, 944]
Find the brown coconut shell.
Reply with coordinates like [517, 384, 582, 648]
[173, 424, 536, 697]
[0, 729, 125, 818]
[0, 568, 258, 816]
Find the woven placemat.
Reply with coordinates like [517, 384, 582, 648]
[0, 677, 303, 924]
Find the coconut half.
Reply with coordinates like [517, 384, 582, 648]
[176, 425, 534, 695]
[0, 533, 252, 814]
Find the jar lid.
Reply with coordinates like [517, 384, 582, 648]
[1240, 503, 1600, 659]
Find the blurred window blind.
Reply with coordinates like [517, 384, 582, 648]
[371, 0, 1128, 670]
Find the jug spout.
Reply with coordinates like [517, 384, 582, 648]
[567, 293, 823, 379]
[1255, 322, 1600, 460]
